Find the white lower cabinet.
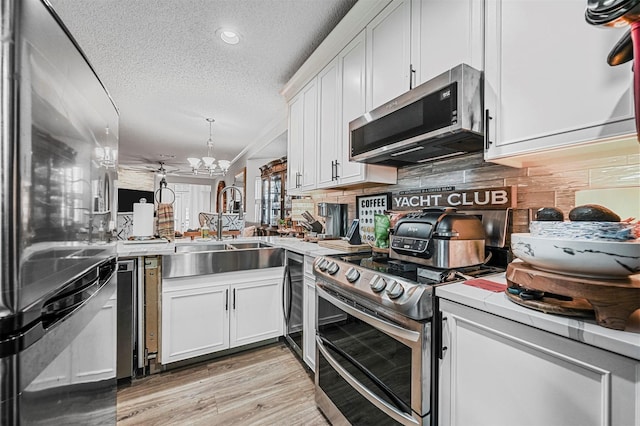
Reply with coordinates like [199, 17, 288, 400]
[161, 267, 284, 365]
[230, 278, 283, 348]
[438, 299, 639, 426]
[30, 287, 117, 391]
[303, 255, 317, 371]
[71, 292, 117, 383]
[162, 285, 229, 363]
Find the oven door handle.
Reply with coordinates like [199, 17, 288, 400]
[316, 286, 420, 345]
[317, 336, 420, 425]
[319, 336, 412, 414]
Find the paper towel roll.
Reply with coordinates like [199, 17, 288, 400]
[132, 201, 155, 237]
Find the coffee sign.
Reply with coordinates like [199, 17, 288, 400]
[391, 186, 515, 210]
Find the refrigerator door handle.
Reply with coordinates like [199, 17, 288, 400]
[41, 261, 116, 330]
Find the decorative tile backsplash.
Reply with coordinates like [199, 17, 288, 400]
[117, 213, 133, 240]
[309, 151, 640, 235]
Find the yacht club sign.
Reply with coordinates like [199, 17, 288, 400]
[391, 186, 515, 210]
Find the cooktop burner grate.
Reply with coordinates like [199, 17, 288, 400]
[329, 253, 504, 285]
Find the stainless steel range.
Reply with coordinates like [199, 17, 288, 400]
[313, 209, 510, 426]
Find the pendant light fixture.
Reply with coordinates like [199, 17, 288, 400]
[187, 118, 231, 176]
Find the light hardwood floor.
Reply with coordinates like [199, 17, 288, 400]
[117, 343, 330, 425]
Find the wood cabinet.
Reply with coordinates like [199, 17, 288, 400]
[484, 0, 636, 166]
[438, 299, 639, 426]
[287, 78, 317, 194]
[161, 268, 284, 365]
[260, 158, 288, 228]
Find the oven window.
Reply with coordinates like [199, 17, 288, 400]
[318, 351, 403, 426]
[317, 294, 412, 417]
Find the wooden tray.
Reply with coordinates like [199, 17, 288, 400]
[504, 291, 594, 318]
[506, 262, 640, 331]
[317, 239, 371, 253]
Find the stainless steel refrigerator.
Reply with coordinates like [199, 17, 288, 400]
[0, 0, 119, 423]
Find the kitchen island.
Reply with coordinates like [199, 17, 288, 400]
[117, 235, 347, 257]
[435, 274, 640, 426]
[116, 236, 351, 375]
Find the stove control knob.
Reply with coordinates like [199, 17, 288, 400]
[326, 261, 340, 275]
[386, 280, 404, 299]
[316, 259, 329, 271]
[345, 267, 360, 283]
[370, 275, 387, 293]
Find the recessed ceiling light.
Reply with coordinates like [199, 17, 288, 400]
[219, 29, 240, 45]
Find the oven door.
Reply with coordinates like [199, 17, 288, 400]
[315, 284, 430, 426]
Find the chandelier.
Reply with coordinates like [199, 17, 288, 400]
[187, 118, 231, 176]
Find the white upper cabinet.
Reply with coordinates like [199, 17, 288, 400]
[367, 0, 413, 110]
[414, 0, 484, 85]
[287, 78, 318, 193]
[484, 0, 636, 166]
[317, 57, 341, 188]
[317, 31, 397, 189]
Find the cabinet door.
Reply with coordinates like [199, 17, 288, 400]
[161, 285, 229, 364]
[300, 79, 318, 191]
[317, 57, 341, 188]
[484, 0, 634, 161]
[287, 95, 303, 192]
[367, 0, 412, 110]
[303, 276, 316, 371]
[339, 30, 368, 184]
[230, 278, 283, 348]
[438, 300, 639, 426]
[71, 294, 117, 383]
[260, 176, 269, 226]
[415, 0, 483, 85]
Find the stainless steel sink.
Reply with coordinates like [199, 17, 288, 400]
[225, 242, 270, 250]
[175, 243, 227, 253]
[174, 241, 270, 253]
[163, 243, 283, 278]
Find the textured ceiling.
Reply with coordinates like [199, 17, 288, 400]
[48, 0, 357, 174]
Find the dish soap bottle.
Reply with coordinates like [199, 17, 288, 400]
[201, 224, 210, 239]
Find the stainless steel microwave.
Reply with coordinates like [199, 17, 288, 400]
[349, 63, 484, 166]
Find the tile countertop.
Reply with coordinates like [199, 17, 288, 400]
[435, 274, 640, 361]
[117, 236, 349, 258]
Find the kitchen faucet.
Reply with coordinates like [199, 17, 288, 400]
[217, 186, 244, 240]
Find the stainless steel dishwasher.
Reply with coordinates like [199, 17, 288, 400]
[283, 251, 304, 359]
[117, 259, 137, 380]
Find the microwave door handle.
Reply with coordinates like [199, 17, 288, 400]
[317, 336, 416, 421]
